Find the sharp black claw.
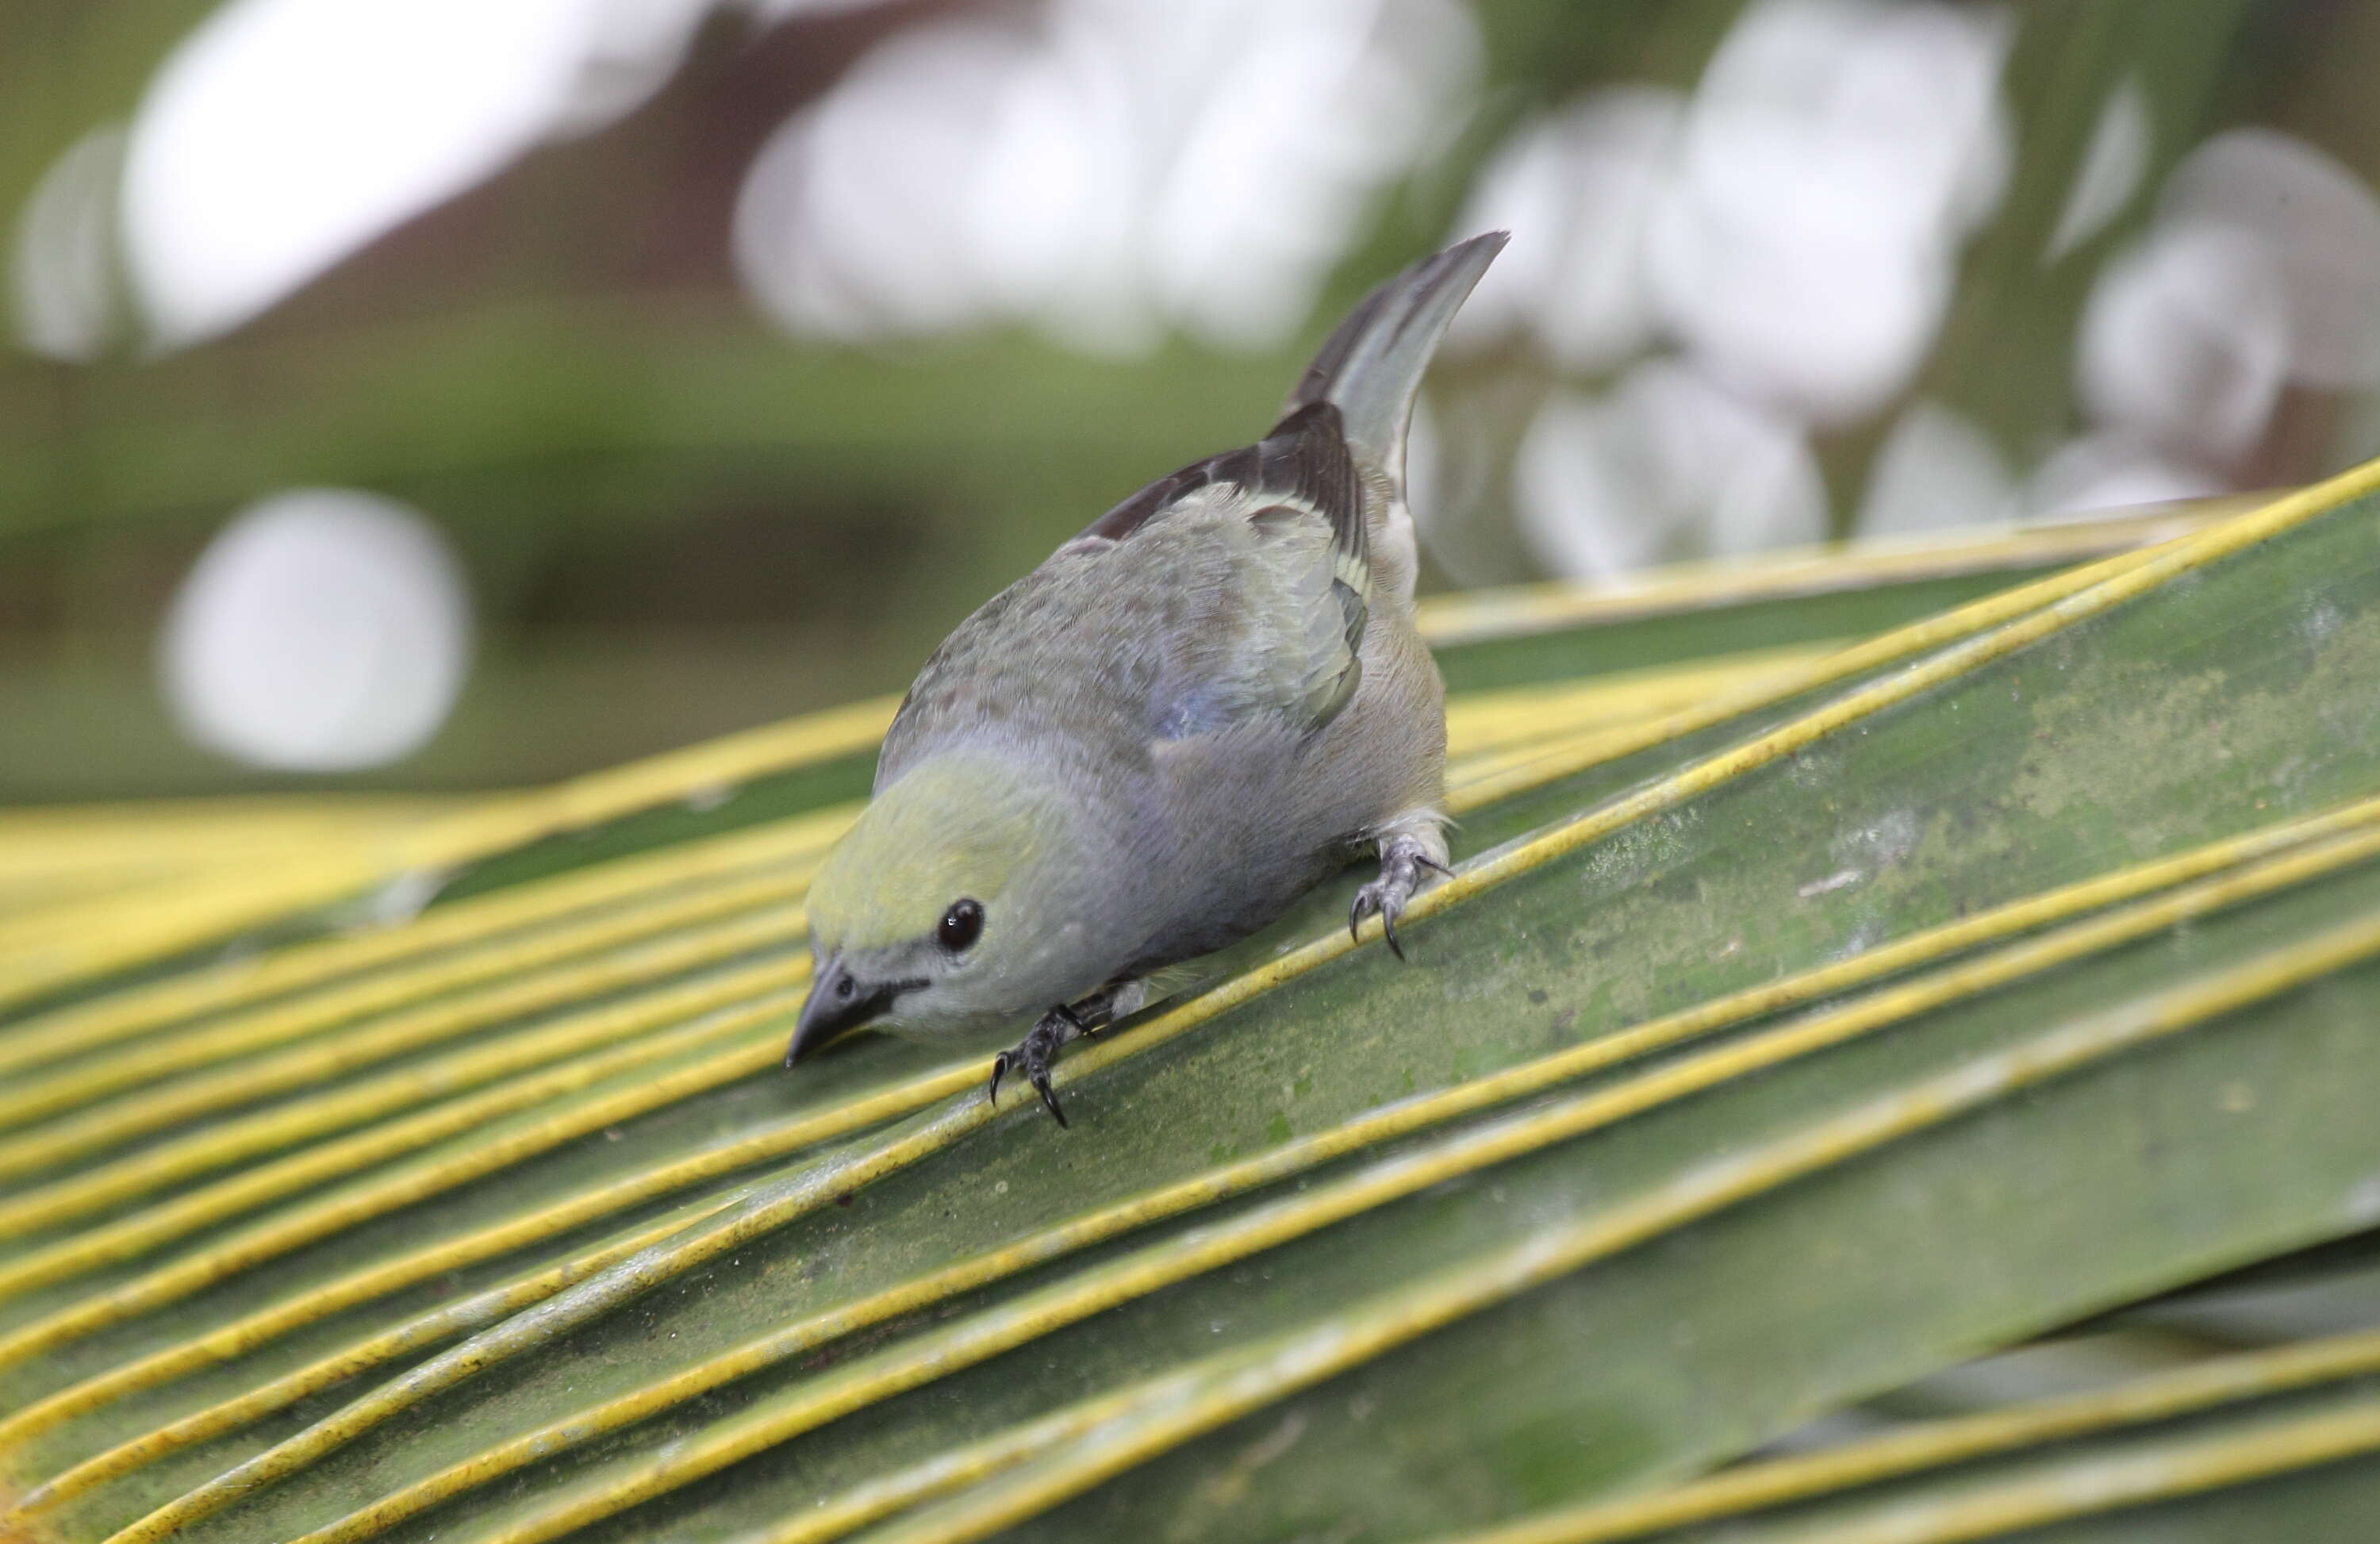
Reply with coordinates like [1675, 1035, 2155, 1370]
[1349, 835, 1447, 963]
[1351, 885, 1408, 958]
[987, 1004, 1094, 1127]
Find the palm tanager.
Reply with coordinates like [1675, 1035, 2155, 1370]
[788, 231, 1508, 1125]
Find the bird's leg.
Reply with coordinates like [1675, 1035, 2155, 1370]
[988, 985, 1122, 1127]
[1349, 819, 1453, 962]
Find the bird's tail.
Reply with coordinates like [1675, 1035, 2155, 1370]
[1279, 230, 1507, 489]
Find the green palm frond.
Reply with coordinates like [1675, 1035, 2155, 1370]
[3, 478, 2377, 1544]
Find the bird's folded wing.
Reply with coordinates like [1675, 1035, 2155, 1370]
[1077, 404, 1369, 738]
[877, 408, 1372, 782]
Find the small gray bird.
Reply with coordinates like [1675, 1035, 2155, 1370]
[787, 232, 1507, 1124]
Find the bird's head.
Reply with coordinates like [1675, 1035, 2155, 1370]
[789, 754, 1095, 1064]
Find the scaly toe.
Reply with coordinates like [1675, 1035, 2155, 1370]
[988, 1012, 1081, 1126]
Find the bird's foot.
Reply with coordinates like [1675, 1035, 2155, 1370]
[988, 992, 1116, 1127]
[1349, 832, 1454, 962]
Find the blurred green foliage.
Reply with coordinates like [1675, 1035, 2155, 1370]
[4, 0, 2379, 798]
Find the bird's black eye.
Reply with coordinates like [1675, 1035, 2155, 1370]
[938, 898, 985, 953]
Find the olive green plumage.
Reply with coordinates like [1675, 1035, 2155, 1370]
[793, 232, 1507, 1122]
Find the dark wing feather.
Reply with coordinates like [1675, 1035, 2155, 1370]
[1071, 401, 1370, 734]
[1078, 403, 1363, 569]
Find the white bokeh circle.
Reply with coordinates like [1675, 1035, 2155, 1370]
[1514, 359, 1826, 580]
[1645, 0, 2012, 425]
[11, 125, 129, 362]
[2160, 128, 2380, 390]
[1443, 88, 1685, 372]
[2075, 219, 2290, 467]
[1859, 399, 2013, 537]
[118, 0, 720, 347]
[732, 0, 1480, 355]
[161, 489, 474, 771]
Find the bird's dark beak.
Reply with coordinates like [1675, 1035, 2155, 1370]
[786, 957, 911, 1067]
